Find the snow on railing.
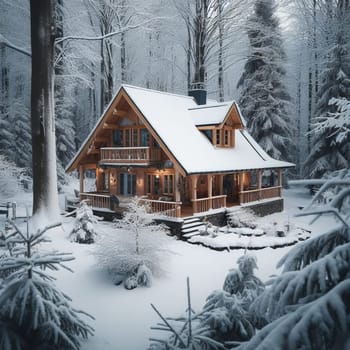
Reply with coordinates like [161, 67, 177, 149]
[80, 193, 111, 209]
[192, 195, 227, 214]
[239, 186, 281, 204]
[140, 198, 182, 218]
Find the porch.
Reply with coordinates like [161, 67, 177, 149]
[77, 166, 283, 219]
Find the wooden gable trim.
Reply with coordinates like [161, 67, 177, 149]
[121, 88, 187, 177]
[66, 87, 126, 172]
[219, 102, 244, 129]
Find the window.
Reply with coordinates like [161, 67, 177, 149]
[164, 175, 174, 194]
[215, 129, 221, 145]
[224, 129, 230, 146]
[140, 129, 150, 146]
[133, 129, 138, 146]
[113, 130, 123, 146]
[146, 174, 161, 195]
[102, 171, 109, 191]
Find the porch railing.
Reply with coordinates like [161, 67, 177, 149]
[239, 186, 281, 204]
[192, 195, 227, 214]
[80, 193, 111, 209]
[140, 198, 182, 218]
[100, 147, 161, 163]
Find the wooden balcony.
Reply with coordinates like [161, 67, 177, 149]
[100, 147, 161, 165]
[239, 186, 281, 204]
[192, 195, 227, 214]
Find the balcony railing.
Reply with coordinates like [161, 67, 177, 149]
[140, 198, 182, 218]
[192, 195, 227, 214]
[80, 192, 111, 209]
[239, 186, 281, 204]
[100, 147, 161, 164]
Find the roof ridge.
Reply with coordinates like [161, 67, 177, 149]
[188, 101, 234, 111]
[122, 84, 195, 100]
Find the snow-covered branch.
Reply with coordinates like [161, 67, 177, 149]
[0, 34, 31, 57]
[55, 19, 159, 45]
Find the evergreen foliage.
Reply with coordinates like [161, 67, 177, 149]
[237, 0, 293, 161]
[0, 155, 31, 198]
[94, 197, 169, 287]
[305, 31, 350, 178]
[0, 220, 94, 350]
[69, 200, 97, 244]
[149, 254, 263, 350]
[235, 175, 350, 350]
[0, 98, 31, 169]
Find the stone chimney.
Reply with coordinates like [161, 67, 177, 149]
[188, 82, 207, 105]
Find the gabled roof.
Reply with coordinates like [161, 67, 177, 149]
[66, 84, 294, 175]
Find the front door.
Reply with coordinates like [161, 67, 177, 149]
[119, 173, 136, 195]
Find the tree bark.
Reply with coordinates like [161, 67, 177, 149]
[30, 0, 59, 219]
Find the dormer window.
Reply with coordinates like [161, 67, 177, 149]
[215, 129, 221, 145]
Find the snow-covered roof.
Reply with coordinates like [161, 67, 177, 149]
[123, 85, 294, 174]
[66, 84, 294, 174]
[189, 102, 233, 126]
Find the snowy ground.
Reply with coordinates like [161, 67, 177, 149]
[1, 186, 332, 350]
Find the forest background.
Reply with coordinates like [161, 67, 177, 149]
[1, 0, 349, 184]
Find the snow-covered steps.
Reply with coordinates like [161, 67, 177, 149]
[181, 217, 206, 239]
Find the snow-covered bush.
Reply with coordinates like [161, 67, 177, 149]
[223, 254, 264, 308]
[95, 197, 169, 288]
[0, 220, 94, 350]
[235, 177, 350, 350]
[149, 256, 264, 349]
[0, 155, 31, 198]
[124, 263, 153, 290]
[227, 209, 257, 229]
[69, 200, 97, 244]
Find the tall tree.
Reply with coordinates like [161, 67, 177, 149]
[237, 0, 293, 161]
[304, 0, 350, 178]
[30, 0, 59, 219]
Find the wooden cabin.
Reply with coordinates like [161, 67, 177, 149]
[66, 85, 294, 218]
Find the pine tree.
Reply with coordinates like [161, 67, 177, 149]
[0, 219, 94, 349]
[235, 172, 350, 350]
[237, 0, 293, 161]
[304, 16, 350, 178]
[94, 197, 169, 287]
[69, 200, 97, 244]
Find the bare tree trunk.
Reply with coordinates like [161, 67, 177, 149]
[217, 0, 224, 101]
[30, 0, 59, 219]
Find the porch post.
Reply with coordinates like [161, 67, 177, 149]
[257, 169, 262, 200]
[218, 174, 224, 195]
[191, 175, 199, 213]
[174, 169, 181, 217]
[207, 174, 213, 209]
[239, 172, 244, 204]
[278, 168, 282, 196]
[79, 165, 84, 194]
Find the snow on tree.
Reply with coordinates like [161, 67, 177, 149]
[0, 98, 31, 169]
[0, 219, 94, 350]
[223, 253, 264, 310]
[237, 0, 293, 162]
[69, 200, 97, 244]
[304, 3, 350, 178]
[30, 0, 60, 221]
[234, 176, 350, 350]
[0, 155, 31, 198]
[149, 255, 263, 349]
[94, 197, 169, 288]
